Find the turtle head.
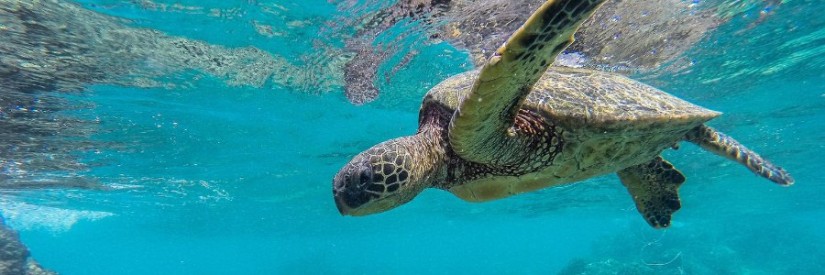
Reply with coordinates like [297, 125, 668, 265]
[333, 139, 430, 216]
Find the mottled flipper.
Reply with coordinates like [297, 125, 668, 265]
[618, 156, 686, 228]
[685, 125, 794, 185]
[449, 0, 607, 164]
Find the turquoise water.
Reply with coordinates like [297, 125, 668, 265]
[2, 0, 824, 274]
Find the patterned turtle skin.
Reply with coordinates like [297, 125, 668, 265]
[332, 0, 793, 228]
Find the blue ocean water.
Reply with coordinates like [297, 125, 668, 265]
[1, 0, 824, 274]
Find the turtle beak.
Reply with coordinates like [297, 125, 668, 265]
[334, 193, 353, 216]
[333, 187, 377, 216]
[332, 171, 368, 216]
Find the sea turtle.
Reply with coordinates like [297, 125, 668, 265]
[332, 0, 793, 228]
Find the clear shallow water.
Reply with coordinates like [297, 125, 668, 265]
[1, 0, 824, 274]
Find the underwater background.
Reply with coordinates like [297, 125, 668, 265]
[1, 0, 823, 274]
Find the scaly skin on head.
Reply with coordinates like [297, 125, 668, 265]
[333, 106, 451, 215]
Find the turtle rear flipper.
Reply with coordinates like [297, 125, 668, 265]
[449, 0, 607, 165]
[618, 156, 686, 228]
[686, 125, 794, 186]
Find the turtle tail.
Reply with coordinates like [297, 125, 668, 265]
[685, 125, 794, 186]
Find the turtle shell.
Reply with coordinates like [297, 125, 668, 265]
[422, 66, 720, 201]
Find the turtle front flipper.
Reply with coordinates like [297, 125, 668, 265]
[449, 0, 607, 165]
[685, 125, 794, 186]
[618, 156, 686, 228]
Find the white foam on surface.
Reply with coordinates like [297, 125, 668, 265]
[0, 197, 113, 232]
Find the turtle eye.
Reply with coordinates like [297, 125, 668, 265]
[356, 168, 372, 187]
